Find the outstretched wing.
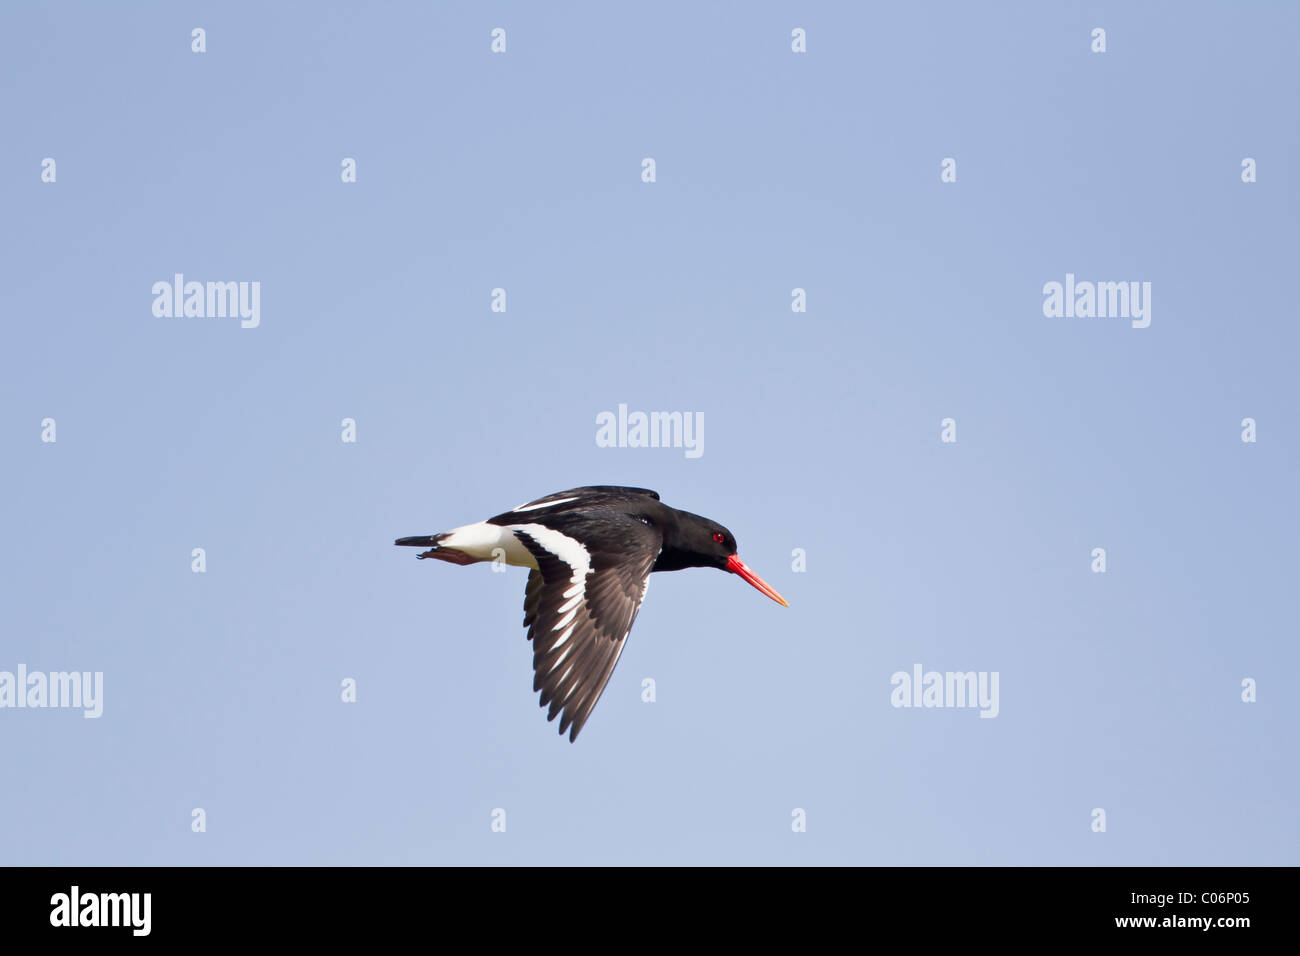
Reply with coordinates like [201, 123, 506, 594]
[513, 513, 662, 741]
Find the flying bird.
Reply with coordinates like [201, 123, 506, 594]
[395, 486, 788, 741]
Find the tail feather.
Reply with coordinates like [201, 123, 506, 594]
[395, 534, 444, 548]
[395, 532, 479, 564]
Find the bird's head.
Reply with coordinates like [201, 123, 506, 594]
[671, 515, 789, 607]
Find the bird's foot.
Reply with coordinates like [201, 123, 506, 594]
[417, 546, 478, 565]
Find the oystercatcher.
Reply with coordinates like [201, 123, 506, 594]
[395, 486, 787, 741]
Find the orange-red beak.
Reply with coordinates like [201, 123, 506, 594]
[725, 555, 789, 607]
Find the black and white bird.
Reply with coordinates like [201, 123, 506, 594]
[395, 486, 787, 741]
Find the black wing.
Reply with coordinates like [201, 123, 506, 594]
[513, 513, 662, 741]
[491, 486, 661, 523]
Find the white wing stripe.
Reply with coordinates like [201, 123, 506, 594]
[556, 664, 577, 695]
[551, 622, 577, 650]
[512, 496, 579, 513]
[559, 679, 581, 705]
[516, 524, 594, 643]
[515, 525, 592, 576]
[547, 643, 575, 673]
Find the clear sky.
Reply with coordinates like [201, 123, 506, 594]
[1, 1, 1296, 865]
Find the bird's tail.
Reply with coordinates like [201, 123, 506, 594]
[394, 531, 483, 565]
[395, 532, 449, 560]
[397, 522, 511, 566]
[394, 533, 445, 549]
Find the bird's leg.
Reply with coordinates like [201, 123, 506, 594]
[417, 546, 479, 565]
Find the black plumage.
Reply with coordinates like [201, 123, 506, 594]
[397, 486, 786, 741]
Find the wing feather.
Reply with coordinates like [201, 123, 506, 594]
[515, 514, 661, 741]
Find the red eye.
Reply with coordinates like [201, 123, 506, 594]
[712, 532, 725, 544]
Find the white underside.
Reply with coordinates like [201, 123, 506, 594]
[437, 521, 598, 577]
[439, 523, 600, 651]
[437, 521, 541, 568]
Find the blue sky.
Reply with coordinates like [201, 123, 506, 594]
[1, 1, 1296, 865]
